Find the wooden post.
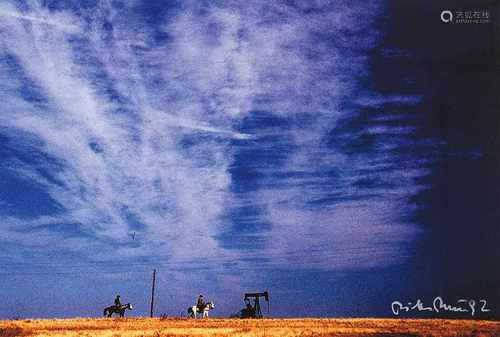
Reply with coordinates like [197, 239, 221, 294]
[150, 269, 156, 318]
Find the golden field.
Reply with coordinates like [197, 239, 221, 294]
[1, 318, 499, 337]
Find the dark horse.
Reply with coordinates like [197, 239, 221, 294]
[103, 303, 133, 317]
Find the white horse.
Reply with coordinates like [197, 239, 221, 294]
[187, 302, 215, 318]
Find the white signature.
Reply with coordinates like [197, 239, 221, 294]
[391, 297, 491, 317]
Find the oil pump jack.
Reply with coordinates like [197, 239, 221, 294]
[241, 291, 269, 318]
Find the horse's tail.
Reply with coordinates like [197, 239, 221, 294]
[103, 308, 107, 316]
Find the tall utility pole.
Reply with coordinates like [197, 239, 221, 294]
[150, 269, 156, 318]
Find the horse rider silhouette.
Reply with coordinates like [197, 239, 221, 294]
[103, 295, 133, 318]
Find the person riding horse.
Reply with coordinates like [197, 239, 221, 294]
[197, 294, 206, 313]
[103, 294, 133, 317]
[188, 297, 215, 318]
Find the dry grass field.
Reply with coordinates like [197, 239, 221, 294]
[1, 318, 499, 337]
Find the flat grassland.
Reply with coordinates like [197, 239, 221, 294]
[1, 318, 499, 337]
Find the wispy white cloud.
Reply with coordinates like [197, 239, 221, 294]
[0, 7, 80, 33]
[355, 93, 423, 107]
[0, 0, 434, 285]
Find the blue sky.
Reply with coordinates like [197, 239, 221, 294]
[0, 0, 498, 318]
